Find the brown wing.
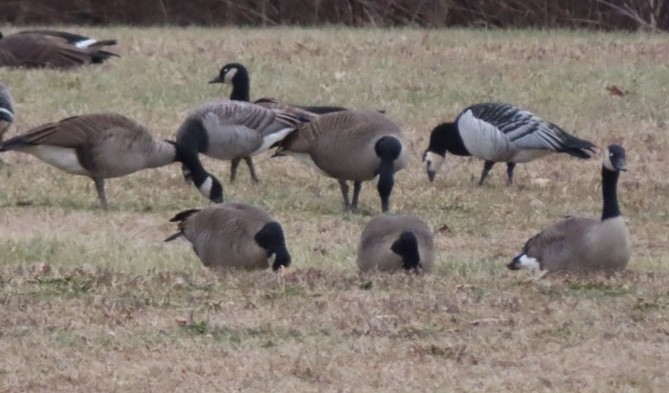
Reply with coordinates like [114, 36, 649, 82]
[0, 33, 97, 68]
[522, 216, 598, 257]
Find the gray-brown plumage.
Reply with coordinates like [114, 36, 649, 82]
[165, 203, 291, 271]
[0, 113, 177, 209]
[0, 30, 118, 68]
[274, 110, 408, 212]
[357, 214, 434, 273]
[176, 99, 306, 203]
[0, 83, 14, 142]
[509, 144, 630, 274]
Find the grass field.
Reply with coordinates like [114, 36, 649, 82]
[0, 26, 668, 392]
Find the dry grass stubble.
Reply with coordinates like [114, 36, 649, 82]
[0, 27, 668, 392]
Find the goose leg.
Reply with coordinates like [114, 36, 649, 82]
[338, 179, 351, 210]
[230, 158, 241, 182]
[350, 181, 362, 212]
[506, 162, 516, 186]
[94, 177, 108, 210]
[478, 161, 495, 186]
[244, 156, 259, 183]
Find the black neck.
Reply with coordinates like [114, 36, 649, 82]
[428, 122, 469, 157]
[230, 70, 250, 102]
[601, 167, 621, 220]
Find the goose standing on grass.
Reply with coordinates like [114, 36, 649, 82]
[357, 214, 434, 273]
[0, 83, 14, 142]
[423, 103, 596, 185]
[0, 30, 118, 68]
[508, 145, 630, 274]
[165, 203, 291, 271]
[0, 113, 180, 209]
[208, 62, 348, 182]
[176, 99, 306, 201]
[274, 110, 407, 213]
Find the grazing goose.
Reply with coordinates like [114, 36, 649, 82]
[176, 99, 305, 201]
[423, 103, 596, 185]
[0, 83, 14, 142]
[209, 62, 348, 181]
[0, 113, 178, 209]
[357, 214, 434, 273]
[508, 145, 630, 274]
[165, 203, 291, 271]
[0, 30, 118, 68]
[274, 110, 407, 212]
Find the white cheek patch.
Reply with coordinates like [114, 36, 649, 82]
[424, 151, 445, 174]
[268, 253, 276, 266]
[223, 68, 238, 84]
[74, 39, 97, 48]
[517, 255, 541, 271]
[0, 108, 14, 120]
[603, 151, 615, 171]
[198, 176, 213, 197]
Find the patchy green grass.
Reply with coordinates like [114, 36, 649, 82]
[0, 26, 668, 392]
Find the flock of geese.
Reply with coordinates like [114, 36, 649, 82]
[0, 29, 631, 276]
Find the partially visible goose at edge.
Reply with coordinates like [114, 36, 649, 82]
[274, 110, 407, 213]
[508, 144, 630, 274]
[165, 203, 291, 271]
[176, 99, 307, 202]
[209, 62, 349, 182]
[423, 102, 596, 185]
[357, 214, 434, 273]
[0, 30, 118, 68]
[0, 82, 15, 142]
[0, 113, 178, 209]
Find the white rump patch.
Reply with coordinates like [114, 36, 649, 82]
[26, 145, 88, 175]
[75, 39, 97, 48]
[424, 151, 445, 174]
[517, 255, 541, 271]
[223, 68, 238, 84]
[198, 176, 213, 197]
[251, 127, 294, 155]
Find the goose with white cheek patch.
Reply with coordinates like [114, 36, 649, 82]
[176, 100, 307, 202]
[508, 145, 630, 274]
[0, 30, 118, 68]
[165, 203, 291, 271]
[357, 214, 434, 273]
[0, 83, 15, 142]
[0, 113, 179, 209]
[273, 110, 408, 213]
[423, 103, 596, 185]
[209, 62, 349, 182]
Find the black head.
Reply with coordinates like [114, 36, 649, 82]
[603, 144, 627, 172]
[254, 221, 291, 271]
[390, 231, 421, 271]
[209, 62, 247, 85]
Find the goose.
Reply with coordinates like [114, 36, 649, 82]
[423, 103, 596, 185]
[508, 144, 630, 274]
[0, 113, 180, 209]
[176, 99, 306, 201]
[0, 30, 118, 68]
[165, 203, 291, 271]
[357, 214, 434, 273]
[0, 83, 14, 142]
[208, 62, 348, 182]
[274, 110, 407, 212]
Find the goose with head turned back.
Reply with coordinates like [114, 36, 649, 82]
[0, 83, 14, 142]
[274, 110, 407, 213]
[508, 144, 630, 274]
[424, 103, 596, 185]
[0, 30, 118, 68]
[0, 113, 180, 209]
[165, 203, 291, 271]
[209, 62, 348, 182]
[176, 99, 306, 202]
[357, 214, 434, 273]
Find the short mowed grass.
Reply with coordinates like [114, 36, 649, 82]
[0, 27, 668, 392]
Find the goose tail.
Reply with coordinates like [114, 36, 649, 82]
[559, 133, 597, 159]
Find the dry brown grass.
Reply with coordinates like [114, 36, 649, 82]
[0, 27, 668, 392]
